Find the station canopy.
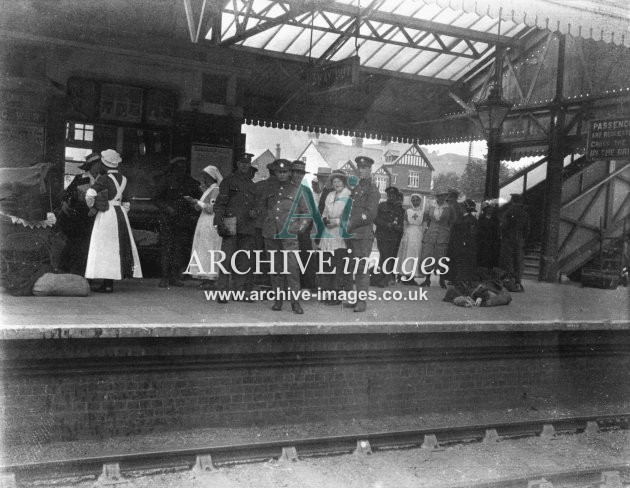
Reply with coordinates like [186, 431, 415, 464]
[199, 0, 629, 142]
[2, 0, 629, 144]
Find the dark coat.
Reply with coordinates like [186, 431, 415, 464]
[346, 178, 380, 240]
[477, 213, 501, 269]
[214, 171, 257, 235]
[445, 213, 479, 281]
[374, 200, 405, 241]
[154, 173, 201, 228]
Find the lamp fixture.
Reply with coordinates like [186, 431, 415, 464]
[474, 82, 513, 132]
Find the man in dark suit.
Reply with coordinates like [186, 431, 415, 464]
[214, 153, 257, 302]
[345, 156, 381, 312]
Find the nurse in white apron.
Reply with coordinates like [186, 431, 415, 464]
[85, 149, 142, 293]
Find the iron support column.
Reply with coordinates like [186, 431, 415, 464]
[540, 34, 566, 282]
[485, 128, 501, 199]
[484, 46, 505, 200]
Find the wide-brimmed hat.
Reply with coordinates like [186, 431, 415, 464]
[78, 152, 101, 171]
[447, 187, 460, 195]
[433, 186, 449, 196]
[385, 186, 399, 195]
[101, 149, 122, 168]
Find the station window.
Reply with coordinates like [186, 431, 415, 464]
[66, 122, 94, 143]
[408, 171, 420, 188]
[391, 173, 398, 184]
[64, 122, 94, 188]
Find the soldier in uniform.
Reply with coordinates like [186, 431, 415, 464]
[374, 186, 405, 287]
[345, 156, 381, 312]
[214, 153, 257, 302]
[252, 161, 277, 288]
[262, 159, 308, 314]
[499, 193, 530, 290]
[291, 160, 318, 292]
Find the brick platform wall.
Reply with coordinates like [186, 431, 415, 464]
[1, 331, 629, 445]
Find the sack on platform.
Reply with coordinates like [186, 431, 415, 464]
[32, 273, 90, 297]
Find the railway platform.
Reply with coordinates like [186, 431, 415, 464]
[1, 278, 628, 468]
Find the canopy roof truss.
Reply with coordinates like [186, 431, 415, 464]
[203, 0, 528, 82]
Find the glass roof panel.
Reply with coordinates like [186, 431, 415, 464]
[261, 25, 307, 52]
[367, 44, 406, 68]
[221, 12, 237, 38]
[331, 40, 362, 61]
[379, 47, 418, 71]
[302, 31, 339, 58]
[431, 7, 462, 25]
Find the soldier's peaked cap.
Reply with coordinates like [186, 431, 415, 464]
[236, 152, 254, 163]
[290, 160, 308, 173]
[355, 156, 374, 167]
[270, 159, 292, 172]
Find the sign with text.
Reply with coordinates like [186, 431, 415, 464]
[190, 144, 233, 182]
[587, 118, 630, 160]
[307, 56, 360, 94]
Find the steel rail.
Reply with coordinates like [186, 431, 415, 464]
[444, 463, 630, 488]
[2, 413, 628, 483]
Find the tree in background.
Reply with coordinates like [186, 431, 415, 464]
[433, 172, 461, 194]
[460, 159, 513, 200]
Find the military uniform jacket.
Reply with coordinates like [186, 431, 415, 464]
[262, 180, 308, 240]
[214, 171, 257, 235]
[253, 177, 276, 229]
[374, 201, 405, 241]
[347, 178, 381, 240]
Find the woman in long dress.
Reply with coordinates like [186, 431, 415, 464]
[319, 172, 351, 304]
[396, 193, 425, 284]
[444, 198, 479, 283]
[84, 149, 142, 293]
[186, 165, 223, 290]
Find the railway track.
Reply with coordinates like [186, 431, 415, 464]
[1, 413, 629, 486]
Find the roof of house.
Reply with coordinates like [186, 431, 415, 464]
[302, 142, 384, 171]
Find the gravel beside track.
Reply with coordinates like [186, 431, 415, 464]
[3, 402, 630, 487]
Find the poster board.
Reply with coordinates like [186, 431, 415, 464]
[586, 118, 630, 160]
[190, 144, 233, 182]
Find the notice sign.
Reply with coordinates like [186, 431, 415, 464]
[307, 56, 360, 94]
[190, 144, 233, 182]
[587, 118, 630, 160]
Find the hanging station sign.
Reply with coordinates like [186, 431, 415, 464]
[587, 118, 630, 160]
[307, 56, 360, 94]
